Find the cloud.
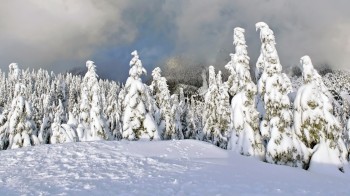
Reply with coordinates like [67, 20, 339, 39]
[168, 0, 350, 70]
[1, 0, 350, 80]
[0, 0, 135, 72]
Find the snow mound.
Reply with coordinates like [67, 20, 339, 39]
[0, 140, 349, 195]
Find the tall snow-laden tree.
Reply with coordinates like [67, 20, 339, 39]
[198, 69, 209, 96]
[0, 71, 7, 110]
[121, 50, 159, 140]
[228, 27, 265, 159]
[256, 22, 306, 167]
[225, 27, 252, 97]
[151, 67, 182, 140]
[255, 23, 275, 82]
[8, 63, 21, 102]
[7, 83, 40, 149]
[105, 81, 122, 140]
[171, 94, 184, 140]
[184, 95, 203, 140]
[203, 66, 229, 149]
[216, 71, 231, 145]
[78, 61, 111, 141]
[295, 56, 348, 172]
[178, 88, 189, 138]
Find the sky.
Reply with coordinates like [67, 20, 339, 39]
[1, 0, 350, 82]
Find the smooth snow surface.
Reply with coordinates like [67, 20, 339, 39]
[0, 140, 349, 195]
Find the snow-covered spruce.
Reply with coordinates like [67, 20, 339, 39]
[78, 61, 111, 141]
[203, 66, 230, 149]
[294, 56, 348, 172]
[121, 50, 159, 140]
[105, 81, 122, 140]
[228, 27, 265, 159]
[225, 27, 251, 97]
[256, 22, 307, 167]
[6, 83, 40, 149]
[184, 95, 204, 140]
[150, 67, 183, 140]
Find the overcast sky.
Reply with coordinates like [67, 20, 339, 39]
[1, 0, 349, 81]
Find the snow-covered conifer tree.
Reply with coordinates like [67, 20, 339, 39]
[171, 94, 184, 140]
[225, 28, 252, 97]
[7, 83, 40, 149]
[256, 22, 306, 167]
[38, 92, 54, 144]
[228, 27, 265, 159]
[8, 63, 21, 102]
[183, 95, 203, 140]
[78, 61, 111, 141]
[89, 83, 111, 140]
[50, 100, 77, 144]
[106, 81, 122, 140]
[203, 66, 229, 149]
[151, 67, 182, 140]
[295, 56, 348, 172]
[121, 50, 159, 140]
[178, 88, 189, 137]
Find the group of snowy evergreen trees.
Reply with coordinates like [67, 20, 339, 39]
[0, 22, 349, 173]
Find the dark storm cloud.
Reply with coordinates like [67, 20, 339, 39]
[1, 0, 349, 81]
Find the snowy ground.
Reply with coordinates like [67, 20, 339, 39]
[0, 140, 350, 195]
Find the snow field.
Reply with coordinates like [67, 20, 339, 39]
[0, 140, 350, 195]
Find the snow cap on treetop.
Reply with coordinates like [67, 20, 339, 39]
[233, 27, 246, 45]
[255, 22, 268, 31]
[300, 55, 314, 74]
[86, 60, 96, 70]
[131, 50, 138, 56]
[300, 55, 312, 68]
[300, 55, 315, 82]
[9, 62, 19, 70]
[234, 27, 245, 33]
[152, 67, 161, 79]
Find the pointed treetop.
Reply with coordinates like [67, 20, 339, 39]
[300, 55, 313, 69]
[86, 60, 96, 71]
[152, 67, 162, 79]
[128, 49, 147, 79]
[9, 63, 19, 70]
[8, 62, 21, 81]
[208, 66, 216, 88]
[233, 27, 246, 46]
[131, 50, 138, 56]
[300, 55, 320, 84]
[129, 50, 141, 67]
